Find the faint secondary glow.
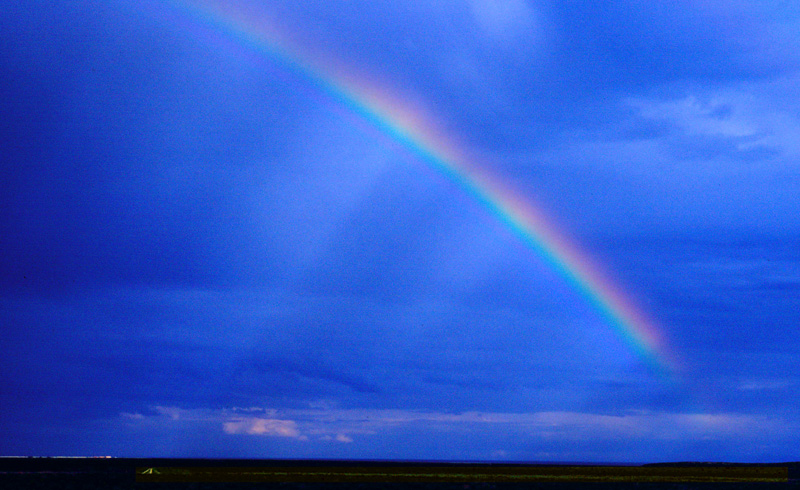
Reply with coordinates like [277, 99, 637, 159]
[468, 0, 542, 42]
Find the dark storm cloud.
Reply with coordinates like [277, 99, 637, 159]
[0, 280, 672, 447]
[1, 292, 230, 422]
[3, 0, 800, 461]
[1, 0, 351, 295]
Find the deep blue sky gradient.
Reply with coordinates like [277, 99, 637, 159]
[2, 0, 800, 461]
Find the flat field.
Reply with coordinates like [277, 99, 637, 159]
[2, 458, 797, 488]
[136, 463, 788, 483]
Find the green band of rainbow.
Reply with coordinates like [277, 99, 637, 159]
[165, 0, 681, 383]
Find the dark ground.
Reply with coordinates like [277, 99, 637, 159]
[1, 458, 798, 489]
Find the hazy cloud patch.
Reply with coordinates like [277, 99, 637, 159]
[223, 418, 303, 438]
[738, 379, 797, 391]
[116, 405, 792, 450]
[627, 78, 800, 159]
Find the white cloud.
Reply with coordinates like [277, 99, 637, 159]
[223, 418, 301, 438]
[335, 433, 353, 443]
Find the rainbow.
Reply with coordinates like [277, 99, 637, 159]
[163, 0, 681, 382]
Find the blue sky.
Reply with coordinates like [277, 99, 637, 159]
[2, 0, 800, 462]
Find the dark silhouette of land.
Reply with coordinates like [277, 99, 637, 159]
[1, 457, 798, 488]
